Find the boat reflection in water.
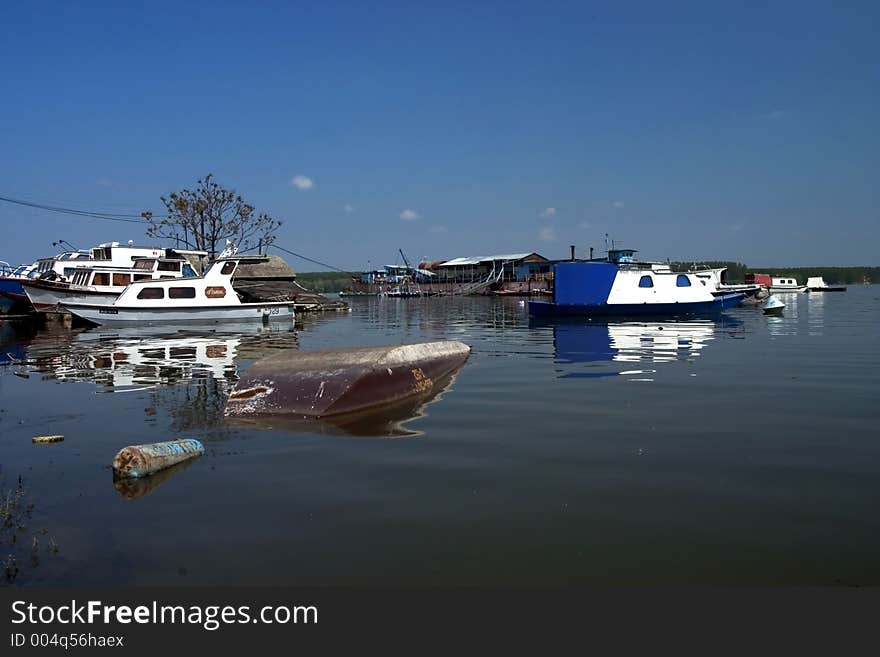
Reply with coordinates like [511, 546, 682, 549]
[22, 323, 297, 390]
[537, 316, 742, 381]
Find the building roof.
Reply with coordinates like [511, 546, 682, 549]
[438, 253, 542, 267]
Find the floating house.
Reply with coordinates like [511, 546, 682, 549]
[529, 248, 744, 317]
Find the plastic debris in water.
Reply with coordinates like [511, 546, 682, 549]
[32, 435, 64, 444]
[112, 439, 205, 479]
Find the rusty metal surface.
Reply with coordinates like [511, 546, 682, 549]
[226, 367, 462, 437]
[112, 438, 205, 478]
[224, 340, 470, 421]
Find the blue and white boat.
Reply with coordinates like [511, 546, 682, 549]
[528, 249, 744, 317]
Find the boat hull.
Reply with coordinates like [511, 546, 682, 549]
[807, 286, 847, 292]
[768, 285, 807, 293]
[22, 281, 119, 312]
[0, 278, 29, 307]
[224, 341, 471, 422]
[528, 293, 744, 317]
[62, 301, 295, 326]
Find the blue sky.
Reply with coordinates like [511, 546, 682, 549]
[1, 1, 877, 269]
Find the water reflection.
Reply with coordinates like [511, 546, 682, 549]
[767, 292, 801, 337]
[20, 324, 298, 390]
[807, 292, 825, 336]
[537, 317, 742, 380]
[112, 457, 199, 500]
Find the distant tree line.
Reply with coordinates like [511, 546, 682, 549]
[677, 262, 878, 284]
[295, 271, 355, 293]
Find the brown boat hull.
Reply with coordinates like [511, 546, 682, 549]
[224, 340, 471, 423]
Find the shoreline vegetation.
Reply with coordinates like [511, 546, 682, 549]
[295, 264, 878, 293]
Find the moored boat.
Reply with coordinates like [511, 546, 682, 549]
[805, 276, 846, 292]
[768, 277, 807, 293]
[689, 266, 765, 300]
[1, 242, 207, 312]
[21, 253, 201, 311]
[528, 249, 745, 317]
[61, 256, 294, 326]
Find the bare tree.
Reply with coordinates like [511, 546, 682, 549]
[141, 174, 281, 260]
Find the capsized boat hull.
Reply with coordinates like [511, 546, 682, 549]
[224, 340, 471, 421]
[528, 293, 745, 317]
[62, 301, 295, 326]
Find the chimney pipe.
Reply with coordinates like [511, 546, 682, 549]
[570, 245, 575, 261]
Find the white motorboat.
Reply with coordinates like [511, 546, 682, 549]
[21, 253, 200, 311]
[769, 277, 807, 293]
[805, 276, 846, 292]
[689, 266, 765, 300]
[62, 256, 295, 326]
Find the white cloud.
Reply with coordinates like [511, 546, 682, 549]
[728, 221, 745, 233]
[343, 204, 355, 213]
[429, 225, 447, 233]
[400, 209, 420, 221]
[96, 177, 113, 187]
[767, 109, 785, 120]
[539, 207, 556, 219]
[291, 175, 314, 190]
[612, 201, 624, 208]
[539, 226, 557, 242]
[579, 220, 592, 229]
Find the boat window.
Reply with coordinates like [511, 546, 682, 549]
[93, 272, 111, 286]
[182, 263, 197, 277]
[676, 274, 691, 287]
[169, 287, 196, 299]
[220, 261, 237, 275]
[137, 287, 165, 300]
[134, 259, 155, 270]
[638, 275, 654, 288]
[112, 273, 131, 286]
[133, 274, 150, 281]
[157, 260, 181, 272]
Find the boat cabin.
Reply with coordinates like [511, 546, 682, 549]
[66, 257, 198, 290]
[606, 249, 638, 264]
[745, 273, 772, 287]
[771, 277, 800, 287]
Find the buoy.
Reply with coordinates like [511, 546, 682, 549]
[112, 439, 205, 478]
[32, 435, 64, 444]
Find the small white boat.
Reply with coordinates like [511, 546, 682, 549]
[805, 276, 846, 292]
[62, 257, 294, 326]
[769, 277, 807, 293]
[762, 295, 785, 315]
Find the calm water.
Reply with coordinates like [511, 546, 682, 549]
[1, 287, 878, 586]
